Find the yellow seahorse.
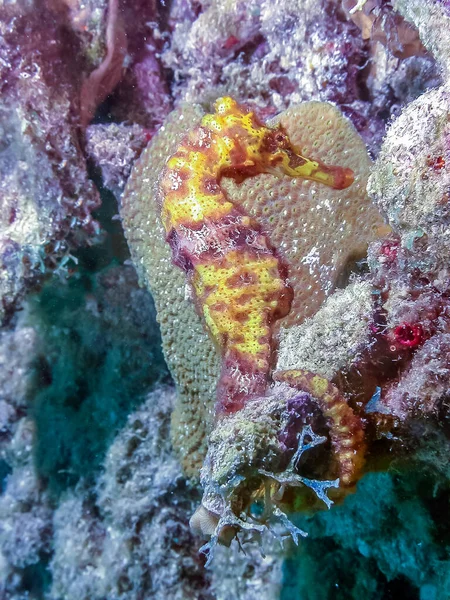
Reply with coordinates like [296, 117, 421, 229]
[159, 96, 354, 414]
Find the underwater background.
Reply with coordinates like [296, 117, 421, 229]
[1, 0, 450, 598]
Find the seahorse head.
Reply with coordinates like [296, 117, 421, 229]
[211, 97, 354, 190]
[260, 126, 355, 189]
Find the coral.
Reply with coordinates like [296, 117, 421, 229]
[276, 281, 375, 380]
[2, 0, 450, 595]
[121, 103, 220, 477]
[159, 96, 354, 413]
[85, 123, 149, 197]
[380, 333, 450, 419]
[368, 84, 450, 262]
[0, 1, 101, 321]
[122, 97, 384, 472]
[49, 386, 213, 600]
[191, 378, 365, 561]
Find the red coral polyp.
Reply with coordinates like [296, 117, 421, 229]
[393, 323, 424, 348]
[379, 239, 399, 263]
[426, 155, 446, 172]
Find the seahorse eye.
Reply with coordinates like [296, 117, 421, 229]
[270, 154, 284, 166]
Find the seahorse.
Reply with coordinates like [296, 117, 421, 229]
[159, 97, 354, 414]
[273, 369, 365, 488]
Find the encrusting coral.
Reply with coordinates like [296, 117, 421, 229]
[48, 386, 212, 600]
[225, 101, 386, 328]
[276, 281, 375, 379]
[120, 94, 389, 559]
[2, 0, 450, 594]
[368, 83, 450, 263]
[121, 103, 221, 477]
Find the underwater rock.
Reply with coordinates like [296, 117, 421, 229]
[366, 238, 450, 421]
[283, 464, 450, 599]
[1, 0, 450, 596]
[85, 123, 149, 197]
[343, 0, 428, 59]
[392, 0, 450, 75]
[381, 333, 450, 420]
[49, 386, 212, 600]
[0, 465, 52, 571]
[368, 84, 450, 263]
[163, 0, 366, 111]
[0, 321, 52, 597]
[79, 0, 127, 128]
[0, 1, 101, 321]
[210, 531, 284, 600]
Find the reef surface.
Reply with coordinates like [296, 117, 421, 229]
[0, 0, 450, 598]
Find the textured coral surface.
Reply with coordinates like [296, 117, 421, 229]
[121, 104, 220, 477]
[121, 97, 385, 473]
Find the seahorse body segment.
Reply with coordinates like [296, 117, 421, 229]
[274, 369, 365, 487]
[159, 97, 354, 414]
